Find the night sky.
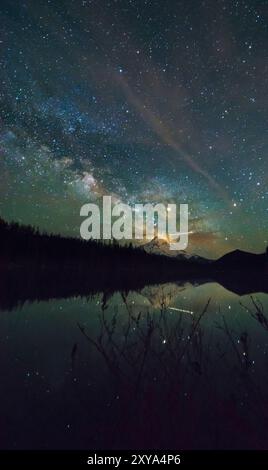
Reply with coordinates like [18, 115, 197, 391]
[0, 0, 267, 258]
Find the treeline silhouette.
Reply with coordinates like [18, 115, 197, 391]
[0, 218, 267, 310]
[0, 218, 203, 310]
[0, 217, 191, 270]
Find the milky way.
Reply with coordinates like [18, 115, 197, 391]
[0, 0, 267, 257]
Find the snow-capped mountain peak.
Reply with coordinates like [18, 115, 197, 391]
[142, 236, 209, 263]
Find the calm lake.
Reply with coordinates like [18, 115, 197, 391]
[1, 281, 268, 449]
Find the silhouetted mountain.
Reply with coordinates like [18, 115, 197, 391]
[215, 248, 267, 270]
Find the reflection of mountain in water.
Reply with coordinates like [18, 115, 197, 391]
[1, 262, 267, 312]
[124, 282, 189, 311]
[140, 283, 188, 308]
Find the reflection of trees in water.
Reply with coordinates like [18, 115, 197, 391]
[77, 297, 268, 449]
